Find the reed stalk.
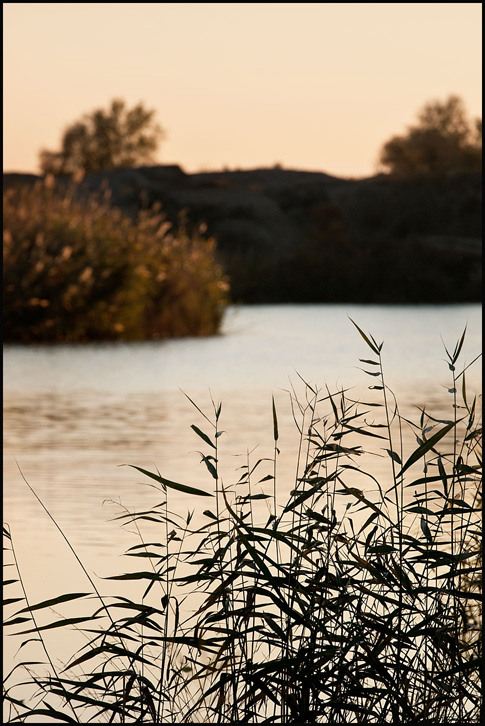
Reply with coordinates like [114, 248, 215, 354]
[3, 323, 481, 723]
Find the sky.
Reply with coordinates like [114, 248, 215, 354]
[3, 2, 482, 178]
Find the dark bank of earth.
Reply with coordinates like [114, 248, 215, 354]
[4, 166, 481, 303]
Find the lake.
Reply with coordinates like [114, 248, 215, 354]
[3, 303, 481, 605]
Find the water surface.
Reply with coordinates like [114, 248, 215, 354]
[4, 303, 481, 597]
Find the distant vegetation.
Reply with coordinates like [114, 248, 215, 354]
[379, 95, 482, 176]
[4, 325, 481, 722]
[2, 95, 481, 339]
[3, 178, 229, 342]
[39, 99, 165, 176]
[172, 167, 481, 305]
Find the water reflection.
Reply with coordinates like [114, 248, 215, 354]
[3, 304, 481, 584]
[3, 306, 481, 718]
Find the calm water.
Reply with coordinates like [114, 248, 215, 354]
[3, 303, 481, 601]
[3, 303, 482, 712]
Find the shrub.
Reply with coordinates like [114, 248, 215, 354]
[3, 178, 229, 342]
[3, 324, 482, 723]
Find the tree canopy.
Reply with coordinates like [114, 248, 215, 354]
[379, 95, 482, 176]
[39, 99, 165, 176]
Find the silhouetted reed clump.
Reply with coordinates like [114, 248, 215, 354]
[3, 323, 482, 723]
[3, 177, 229, 342]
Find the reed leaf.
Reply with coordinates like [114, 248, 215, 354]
[124, 464, 213, 497]
[191, 424, 216, 449]
[396, 420, 459, 476]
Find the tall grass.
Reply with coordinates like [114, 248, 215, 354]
[3, 323, 482, 723]
[3, 177, 229, 342]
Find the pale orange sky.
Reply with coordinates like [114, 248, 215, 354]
[3, 2, 482, 178]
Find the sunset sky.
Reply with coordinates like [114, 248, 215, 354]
[3, 2, 482, 178]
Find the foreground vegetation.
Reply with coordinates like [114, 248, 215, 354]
[3, 323, 482, 723]
[3, 177, 229, 342]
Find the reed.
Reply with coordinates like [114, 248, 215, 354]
[3, 177, 229, 342]
[3, 323, 482, 723]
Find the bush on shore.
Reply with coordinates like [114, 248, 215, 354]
[3, 178, 229, 343]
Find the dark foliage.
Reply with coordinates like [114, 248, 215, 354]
[39, 99, 165, 176]
[3, 178, 229, 342]
[4, 326, 481, 722]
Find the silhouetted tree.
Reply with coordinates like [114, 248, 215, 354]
[39, 99, 165, 175]
[379, 95, 482, 176]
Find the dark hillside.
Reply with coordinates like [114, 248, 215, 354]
[4, 167, 481, 303]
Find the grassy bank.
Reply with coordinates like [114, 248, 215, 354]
[3, 323, 482, 723]
[3, 177, 229, 342]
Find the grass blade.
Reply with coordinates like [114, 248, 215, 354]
[349, 317, 380, 356]
[125, 464, 213, 497]
[272, 395, 279, 442]
[396, 421, 459, 477]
